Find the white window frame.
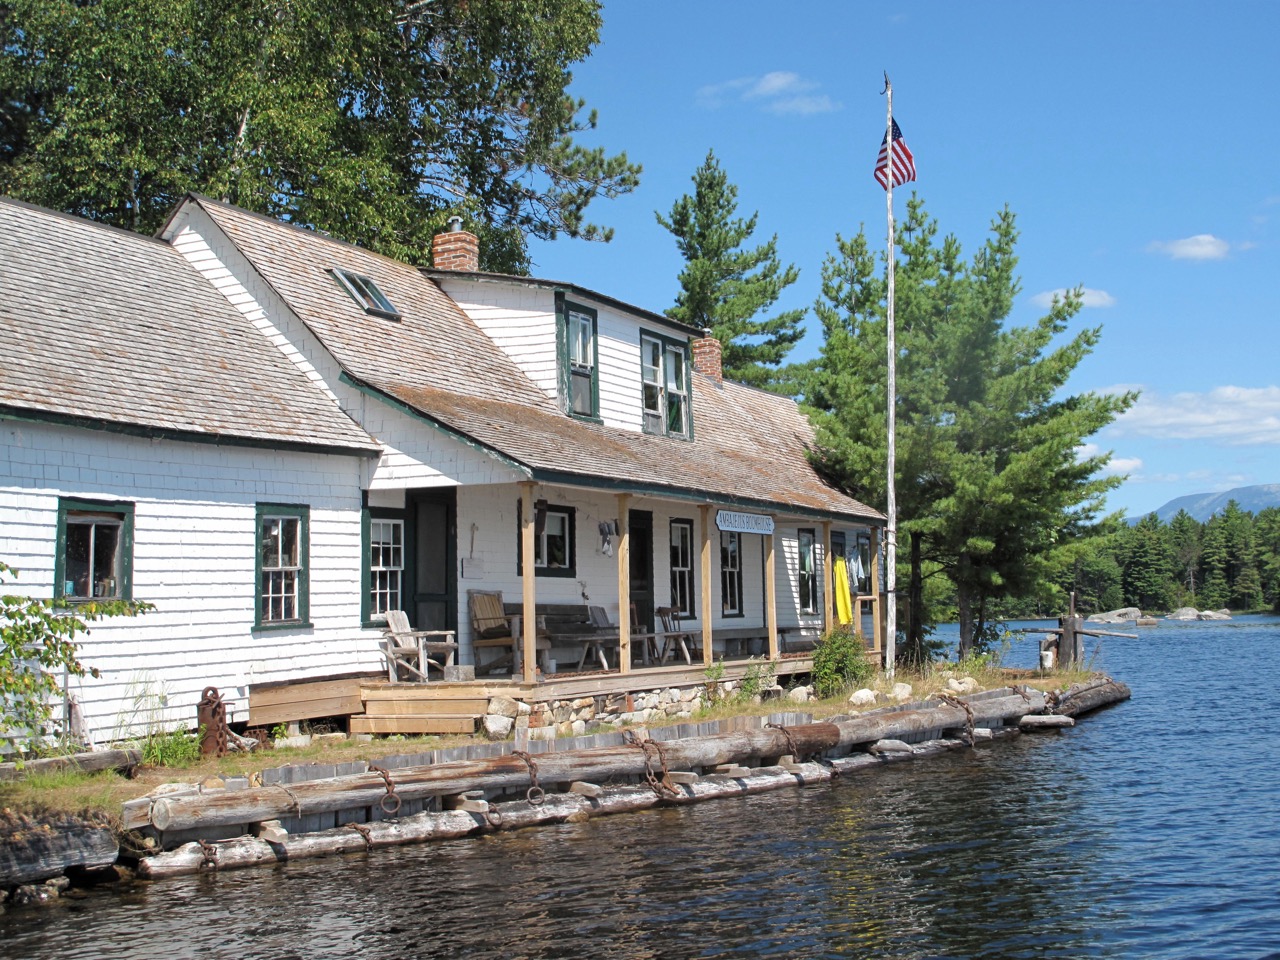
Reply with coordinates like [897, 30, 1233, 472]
[368, 518, 405, 618]
[671, 519, 695, 617]
[798, 528, 817, 615]
[641, 333, 691, 438]
[568, 309, 596, 417]
[721, 531, 742, 617]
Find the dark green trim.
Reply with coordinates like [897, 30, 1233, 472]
[516, 499, 577, 578]
[525, 467, 885, 528]
[337, 372, 531, 477]
[559, 297, 600, 420]
[639, 328, 693, 441]
[0, 408, 378, 459]
[360, 506, 409, 627]
[670, 518, 696, 618]
[54, 498, 135, 601]
[254, 502, 310, 630]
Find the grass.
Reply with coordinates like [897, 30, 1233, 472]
[1, 664, 1102, 821]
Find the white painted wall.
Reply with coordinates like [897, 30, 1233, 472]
[0, 420, 378, 742]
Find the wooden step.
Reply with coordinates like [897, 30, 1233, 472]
[360, 697, 490, 717]
[350, 715, 479, 735]
[249, 677, 365, 726]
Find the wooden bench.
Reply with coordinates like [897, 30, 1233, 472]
[503, 602, 623, 671]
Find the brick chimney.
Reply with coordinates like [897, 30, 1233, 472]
[431, 216, 480, 272]
[691, 330, 723, 385]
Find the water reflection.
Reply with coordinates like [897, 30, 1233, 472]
[5, 618, 1280, 959]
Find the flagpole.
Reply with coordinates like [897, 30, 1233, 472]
[883, 75, 898, 679]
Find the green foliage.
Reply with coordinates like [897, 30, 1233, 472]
[656, 150, 804, 387]
[0, 0, 640, 273]
[141, 726, 203, 767]
[736, 658, 776, 701]
[802, 199, 1136, 660]
[811, 630, 873, 699]
[1, 562, 151, 750]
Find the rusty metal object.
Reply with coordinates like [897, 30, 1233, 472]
[368, 764, 402, 816]
[767, 722, 803, 762]
[197, 687, 228, 758]
[512, 750, 544, 806]
[196, 838, 219, 871]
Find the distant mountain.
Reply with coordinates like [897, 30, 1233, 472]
[1136, 484, 1280, 524]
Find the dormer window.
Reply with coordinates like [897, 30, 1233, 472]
[331, 268, 400, 319]
[559, 300, 599, 420]
[641, 332, 691, 438]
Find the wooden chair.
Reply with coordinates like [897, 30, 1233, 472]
[468, 590, 550, 675]
[381, 610, 458, 682]
[655, 606, 701, 664]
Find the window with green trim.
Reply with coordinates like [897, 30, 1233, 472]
[641, 333, 690, 438]
[564, 303, 598, 418]
[798, 528, 817, 614]
[516, 501, 577, 577]
[55, 498, 134, 601]
[362, 509, 406, 623]
[256, 504, 310, 628]
[721, 531, 743, 617]
[670, 519, 695, 617]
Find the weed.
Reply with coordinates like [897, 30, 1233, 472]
[141, 726, 202, 767]
[737, 658, 776, 701]
[812, 630, 873, 699]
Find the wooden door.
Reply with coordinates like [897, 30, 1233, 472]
[411, 489, 456, 633]
[628, 510, 654, 633]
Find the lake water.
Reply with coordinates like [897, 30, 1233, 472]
[5, 617, 1280, 959]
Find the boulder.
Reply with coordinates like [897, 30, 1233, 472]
[1166, 607, 1199, 621]
[1087, 607, 1142, 623]
[947, 677, 980, 694]
[786, 686, 811, 704]
[1197, 609, 1231, 621]
[482, 715, 514, 740]
[488, 696, 521, 719]
[848, 688, 879, 708]
[891, 682, 913, 703]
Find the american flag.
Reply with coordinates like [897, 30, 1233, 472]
[874, 118, 916, 190]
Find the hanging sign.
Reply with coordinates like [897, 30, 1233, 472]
[716, 510, 775, 535]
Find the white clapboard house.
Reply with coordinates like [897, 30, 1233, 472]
[0, 195, 884, 743]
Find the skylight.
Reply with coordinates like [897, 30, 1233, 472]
[331, 267, 401, 319]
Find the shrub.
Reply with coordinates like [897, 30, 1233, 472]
[812, 630, 873, 699]
[141, 726, 203, 767]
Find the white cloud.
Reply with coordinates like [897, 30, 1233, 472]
[1076, 443, 1140, 476]
[1148, 234, 1230, 260]
[1030, 287, 1116, 309]
[696, 71, 839, 115]
[1109, 386, 1280, 445]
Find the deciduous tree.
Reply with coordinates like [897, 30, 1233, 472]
[0, 0, 639, 272]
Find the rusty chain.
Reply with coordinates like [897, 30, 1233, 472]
[512, 750, 545, 806]
[368, 764, 403, 816]
[345, 822, 374, 852]
[766, 722, 802, 763]
[196, 838, 219, 871]
[938, 694, 976, 746]
[625, 731, 680, 799]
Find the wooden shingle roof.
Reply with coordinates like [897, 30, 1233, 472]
[0, 199, 378, 455]
[189, 197, 882, 523]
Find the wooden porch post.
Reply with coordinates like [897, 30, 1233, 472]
[519, 481, 537, 684]
[616, 494, 632, 674]
[821, 521, 832, 635]
[700, 504, 713, 667]
[765, 525, 779, 660]
[869, 526, 883, 655]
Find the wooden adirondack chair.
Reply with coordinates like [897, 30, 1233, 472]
[656, 606, 701, 665]
[381, 610, 458, 682]
[468, 590, 550, 675]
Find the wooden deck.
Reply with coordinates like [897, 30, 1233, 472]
[249, 656, 818, 735]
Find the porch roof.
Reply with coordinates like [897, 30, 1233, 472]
[185, 196, 883, 525]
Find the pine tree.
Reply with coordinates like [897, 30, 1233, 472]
[1118, 514, 1174, 611]
[1167, 509, 1203, 605]
[656, 150, 804, 388]
[805, 199, 1136, 660]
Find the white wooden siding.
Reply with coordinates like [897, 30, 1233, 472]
[1, 421, 378, 742]
[435, 280, 560, 401]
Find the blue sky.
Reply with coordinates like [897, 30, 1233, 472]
[526, 0, 1280, 519]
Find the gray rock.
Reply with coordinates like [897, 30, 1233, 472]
[786, 686, 811, 703]
[891, 682, 913, 703]
[488, 695, 520, 719]
[848, 688, 879, 708]
[482, 715, 514, 740]
[1166, 607, 1199, 620]
[1197, 609, 1231, 620]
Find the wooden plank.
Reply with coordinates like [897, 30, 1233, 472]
[360, 686, 487, 704]
[249, 693, 364, 727]
[350, 716, 478, 735]
[359, 698, 489, 717]
[250, 677, 365, 709]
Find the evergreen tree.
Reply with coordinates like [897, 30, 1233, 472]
[0, 0, 640, 272]
[1253, 507, 1280, 611]
[805, 199, 1136, 660]
[1167, 509, 1203, 604]
[656, 150, 804, 387]
[1117, 514, 1174, 611]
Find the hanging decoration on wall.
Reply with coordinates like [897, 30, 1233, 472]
[598, 520, 616, 556]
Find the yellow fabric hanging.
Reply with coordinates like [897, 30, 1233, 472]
[834, 555, 853, 625]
